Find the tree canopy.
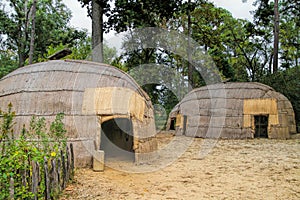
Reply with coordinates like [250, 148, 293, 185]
[0, 0, 88, 70]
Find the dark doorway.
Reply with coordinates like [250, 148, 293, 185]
[100, 118, 134, 161]
[254, 115, 269, 138]
[170, 118, 176, 130]
[182, 115, 187, 135]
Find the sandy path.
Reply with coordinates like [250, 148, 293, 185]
[61, 134, 300, 199]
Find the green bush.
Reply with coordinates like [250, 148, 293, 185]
[261, 66, 300, 132]
[0, 103, 67, 199]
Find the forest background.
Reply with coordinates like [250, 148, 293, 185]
[0, 0, 299, 130]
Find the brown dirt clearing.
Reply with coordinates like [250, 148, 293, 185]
[61, 133, 300, 199]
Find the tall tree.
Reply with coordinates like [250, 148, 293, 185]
[91, 0, 103, 62]
[273, 0, 279, 72]
[78, 0, 110, 63]
[174, 2, 238, 81]
[253, 0, 299, 72]
[28, 0, 37, 64]
[0, 0, 82, 67]
[279, 0, 300, 69]
[187, 0, 193, 89]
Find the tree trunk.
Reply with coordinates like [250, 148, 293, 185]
[18, 48, 26, 67]
[273, 0, 279, 73]
[29, 0, 37, 64]
[187, 0, 193, 90]
[19, 0, 28, 67]
[269, 52, 273, 74]
[92, 0, 103, 63]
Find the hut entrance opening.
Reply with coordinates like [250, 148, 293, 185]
[100, 118, 135, 162]
[170, 118, 176, 130]
[254, 115, 269, 138]
[182, 115, 187, 135]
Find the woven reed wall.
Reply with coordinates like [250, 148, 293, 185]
[0, 60, 157, 166]
[167, 82, 296, 139]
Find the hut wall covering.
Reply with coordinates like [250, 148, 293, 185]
[167, 82, 296, 139]
[0, 60, 157, 167]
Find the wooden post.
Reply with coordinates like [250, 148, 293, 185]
[70, 143, 75, 180]
[66, 145, 70, 182]
[9, 177, 14, 200]
[57, 158, 63, 191]
[61, 150, 66, 189]
[44, 157, 50, 200]
[21, 169, 27, 188]
[57, 158, 61, 191]
[31, 161, 39, 200]
[50, 159, 59, 198]
[93, 150, 104, 172]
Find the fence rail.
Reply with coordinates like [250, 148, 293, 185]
[8, 143, 74, 200]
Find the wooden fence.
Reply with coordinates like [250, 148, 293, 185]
[8, 143, 74, 200]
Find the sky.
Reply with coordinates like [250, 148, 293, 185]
[63, 0, 256, 35]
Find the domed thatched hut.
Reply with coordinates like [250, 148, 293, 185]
[167, 82, 296, 139]
[0, 60, 157, 167]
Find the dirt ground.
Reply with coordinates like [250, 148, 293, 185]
[61, 133, 300, 200]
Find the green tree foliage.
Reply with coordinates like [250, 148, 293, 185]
[0, 49, 18, 79]
[41, 36, 117, 65]
[107, 0, 182, 33]
[104, 1, 185, 123]
[261, 66, 300, 130]
[279, 0, 300, 68]
[0, 0, 87, 68]
[253, 0, 300, 70]
[188, 2, 236, 80]
[167, 2, 252, 82]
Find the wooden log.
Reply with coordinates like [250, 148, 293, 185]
[48, 48, 72, 60]
[44, 157, 50, 200]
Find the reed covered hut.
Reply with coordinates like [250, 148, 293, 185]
[167, 82, 296, 139]
[0, 60, 157, 167]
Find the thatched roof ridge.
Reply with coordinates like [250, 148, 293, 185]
[178, 82, 277, 104]
[2, 60, 123, 79]
[170, 82, 290, 116]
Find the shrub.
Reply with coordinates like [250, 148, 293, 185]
[0, 104, 67, 199]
